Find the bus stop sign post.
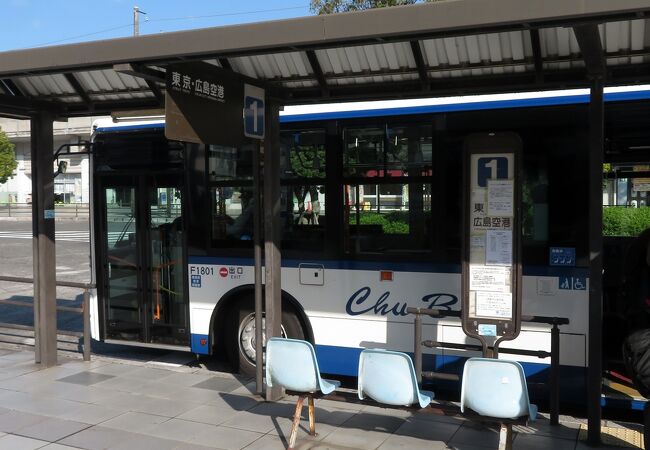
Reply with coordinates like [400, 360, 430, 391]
[461, 133, 522, 358]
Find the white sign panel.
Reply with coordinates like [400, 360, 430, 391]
[486, 230, 512, 266]
[487, 179, 514, 216]
[475, 291, 513, 319]
[469, 265, 511, 293]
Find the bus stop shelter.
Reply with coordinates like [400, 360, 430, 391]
[1, 0, 650, 444]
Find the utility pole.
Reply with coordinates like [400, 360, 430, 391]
[133, 6, 146, 36]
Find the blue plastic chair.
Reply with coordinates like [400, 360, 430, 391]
[460, 357, 537, 450]
[266, 337, 340, 450]
[460, 357, 537, 420]
[357, 349, 434, 408]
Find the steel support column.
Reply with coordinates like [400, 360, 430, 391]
[31, 112, 57, 367]
[587, 77, 604, 446]
[264, 101, 282, 401]
[253, 140, 264, 395]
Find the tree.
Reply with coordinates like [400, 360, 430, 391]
[310, 0, 421, 14]
[0, 127, 17, 185]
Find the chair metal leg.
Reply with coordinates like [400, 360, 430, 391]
[288, 395, 305, 450]
[308, 395, 316, 436]
[498, 423, 513, 450]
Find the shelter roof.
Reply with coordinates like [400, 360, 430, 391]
[1, 0, 650, 118]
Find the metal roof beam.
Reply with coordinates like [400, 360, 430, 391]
[529, 29, 544, 83]
[0, 79, 24, 97]
[0, 0, 648, 77]
[0, 93, 63, 115]
[63, 73, 93, 110]
[145, 79, 164, 106]
[573, 24, 606, 78]
[410, 41, 429, 90]
[218, 58, 232, 70]
[113, 63, 166, 83]
[306, 50, 329, 96]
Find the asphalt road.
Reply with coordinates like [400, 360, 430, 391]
[0, 219, 91, 331]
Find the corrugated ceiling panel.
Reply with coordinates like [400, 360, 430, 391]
[421, 31, 531, 78]
[14, 73, 74, 97]
[315, 43, 415, 78]
[601, 19, 649, 66]
[229, 52, 310, 85]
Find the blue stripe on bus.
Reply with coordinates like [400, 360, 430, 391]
[95, 122, 164, 133]
[280, 90, 650, 123]
[95, 89, 650, 133]
[188, 255, 588, 277]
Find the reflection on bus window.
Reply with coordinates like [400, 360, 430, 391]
[603, 163, 650, 237]
[344, 183, 432, 254]
[211, 186, 255, 244]
[280, 129, 327, 253]
[281, 185, 325, 251]
[208, 145, 253, 181]
[281, 130, 325, 179]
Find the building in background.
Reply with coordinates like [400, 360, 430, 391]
[0, 117, 107, 204]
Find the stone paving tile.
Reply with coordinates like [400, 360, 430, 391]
[130, 395, 202, 418]
[100, 411, 169, 434]
[129, 380, 185, 400]
[241, 434, 287, 450]
[176, 404, 242, 426]
[13, 417, 90, 442]
[512, 432, 577, 450]
[170, 443, 215, 450]
[57, 372, 114, 386]
[513, 417, 581, 440]
[219, 409, 285, 434]
[57, 403, 124, 425]
[39, 444, 85, 450]
[88, 363, 141, 377]
[0, 433, 49, 450]
[318, 425, 392, 450]
[172, 387, 240, 406]
[58, 426, 144, 450]
[192, 377, 244, 393]
[90, 375, 149, 393]
[0, 411, 49, 433]
[120, 366, 177, 382]
[189, 424, 263, 449]
[446, 421, 501, 449]
[158, 372, 216, 388]
[108, 432, 182, 450]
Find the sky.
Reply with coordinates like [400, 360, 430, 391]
[1, 0, 312, 52]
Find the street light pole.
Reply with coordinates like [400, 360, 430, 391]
[133, 6, 147, 36]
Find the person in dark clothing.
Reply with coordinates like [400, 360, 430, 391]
[621, 227, 650, 447]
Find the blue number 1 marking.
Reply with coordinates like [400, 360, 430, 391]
[477, 157, 508, 187]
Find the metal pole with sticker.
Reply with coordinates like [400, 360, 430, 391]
[461, 133, 522, 358]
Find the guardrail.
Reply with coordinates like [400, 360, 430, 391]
[0, 275, 94, 361]
[0, 203, 89, 218]
[407, 307, 569, 426]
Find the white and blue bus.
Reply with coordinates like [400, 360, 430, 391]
[90, 86, 650, 407]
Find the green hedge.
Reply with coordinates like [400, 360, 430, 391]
[603, 207, 650, 236]
[350, 211, 409, 234]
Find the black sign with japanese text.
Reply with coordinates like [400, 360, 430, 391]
[165, 62, 244, 146]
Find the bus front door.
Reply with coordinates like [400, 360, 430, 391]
[100, 175, 188, 348]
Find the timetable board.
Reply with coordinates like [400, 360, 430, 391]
[461, 133, 522, 343]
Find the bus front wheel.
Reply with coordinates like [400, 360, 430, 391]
[227, 302, 305, 376]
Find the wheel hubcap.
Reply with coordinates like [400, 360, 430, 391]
[238, 313, 286, 366]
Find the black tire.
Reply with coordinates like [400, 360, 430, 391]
[226, 299, 305, 376]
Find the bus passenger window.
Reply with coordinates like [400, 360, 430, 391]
[210, 186, 255, 245]
[280, 129, 327, 254]
[344, 183, 432, 254]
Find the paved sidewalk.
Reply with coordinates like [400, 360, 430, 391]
[0, 347, 641, 450]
